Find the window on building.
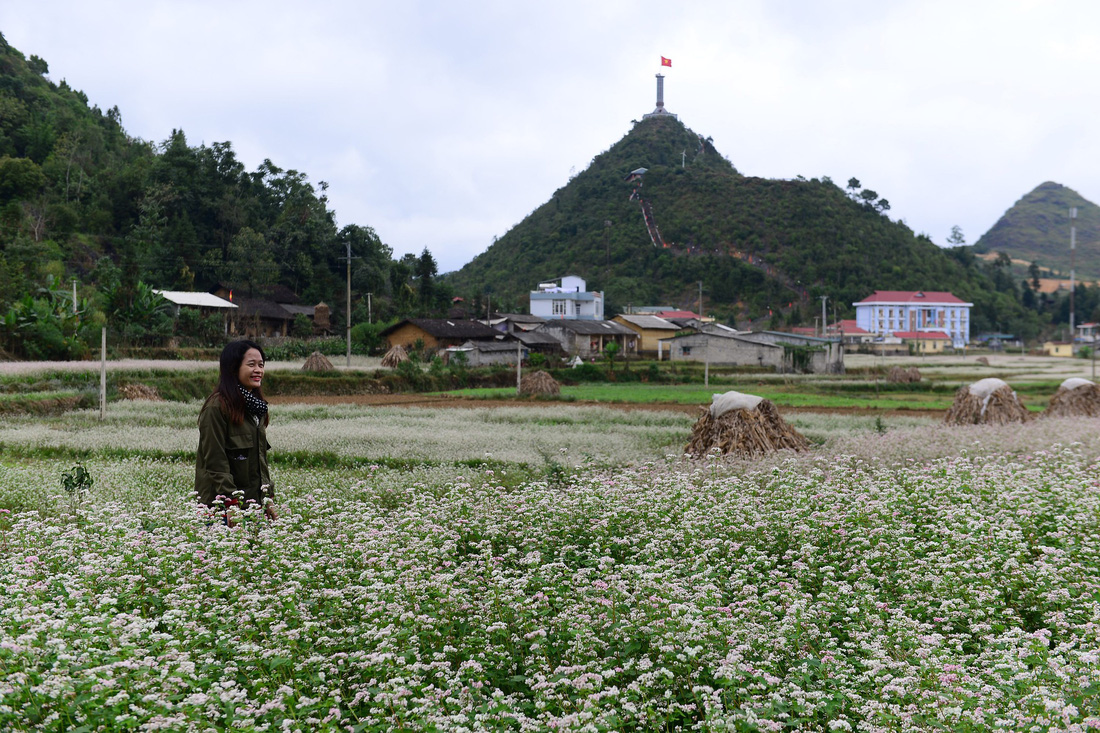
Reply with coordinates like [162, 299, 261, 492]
[552, 300, 566, 316]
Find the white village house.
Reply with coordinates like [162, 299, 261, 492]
[853, 290, 972, 349]
[529, 275, 603, 320]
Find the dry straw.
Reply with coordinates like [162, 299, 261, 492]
[519, 370, 560, 396]
[1044, 377, 1100, 418]
[686, 390, 810, 458]
[381, 344, 410, 368]
[887, 366, 921, 383]
[944, 377, 1031, 425]
[301, 351, 335, 372]
[116, 383, 162, 401]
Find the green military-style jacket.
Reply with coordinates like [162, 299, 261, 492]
[195, 398, 273, 508]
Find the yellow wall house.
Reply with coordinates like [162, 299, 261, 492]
[612, 314, 682, 357]
[894, 330, 950, 354]
[380, 318, 502, 351]
[1044, 341, 1074, 358]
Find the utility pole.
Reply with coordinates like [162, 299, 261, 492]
[367, 292, 372, 324]
[341, 242, 359, 368]
[698, 281, 703, 320]
[72, 279, 78, 315]
[1070, 207, 1077, 348]
[820, 295, 828, 338]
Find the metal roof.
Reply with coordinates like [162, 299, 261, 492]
[616, 314, 680, 330]
[153, 290, 237, 309]
[538, 320, 635, 335]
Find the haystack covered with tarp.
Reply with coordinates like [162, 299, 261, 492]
[381, 344, 410, 368]
[685, 390, 810, 458]
[302, 351, 334, 371]
[944, 378, 1031, 425]
[519, 370, 560, 396]
[1044, 378, 1100, 418]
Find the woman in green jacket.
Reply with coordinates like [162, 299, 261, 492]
[195, 340, 277, 523]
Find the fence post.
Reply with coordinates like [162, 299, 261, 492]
[100, 327, 107, 420]
[516, 342, 522, 394]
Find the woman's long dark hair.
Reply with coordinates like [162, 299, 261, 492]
[204, 340, 268, 426]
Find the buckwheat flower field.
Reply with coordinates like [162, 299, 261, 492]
[3, 402, 1100, 731]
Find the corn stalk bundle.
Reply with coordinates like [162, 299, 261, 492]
[1044, 378, 1100, 418]
[117, 383, 162, 401]
[301, 351, 335, 372]
[380, 344, 410, 368]
[685, 397, 809, 459]
[943, 378, 1031, 425]
[519, 370, 560, 395]
[887, 366, 921, 383]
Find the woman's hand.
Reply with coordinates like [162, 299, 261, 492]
[265, 504, 278, 521]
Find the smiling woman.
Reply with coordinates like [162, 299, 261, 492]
[194, 340, 277, 524]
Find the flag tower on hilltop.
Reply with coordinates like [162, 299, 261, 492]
[643, 59, 677, 120]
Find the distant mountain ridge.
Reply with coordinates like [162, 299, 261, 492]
[446, 115, 1023, 331]
[974, 182, 1100, 280]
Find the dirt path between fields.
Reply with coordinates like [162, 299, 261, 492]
[267, 393, 945, 418]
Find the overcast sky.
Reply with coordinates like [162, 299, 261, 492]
[3, 1, 1098, 273]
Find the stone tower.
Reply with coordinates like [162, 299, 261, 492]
[642, 74, 677, 120]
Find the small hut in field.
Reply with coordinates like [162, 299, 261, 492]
[685, 391, 810, 459]
[1044, 378, 1100, 418]
[301, 351, 335, 372]
[519, 370, 560, 396]
[381, 344, 410, 368]
[944, 378, 1031, 425]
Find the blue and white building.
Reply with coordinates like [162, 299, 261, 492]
[853, 290, 972, 349]
[529, 275, 604, 320]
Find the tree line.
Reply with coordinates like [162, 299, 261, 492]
[0, 35, 453, 359]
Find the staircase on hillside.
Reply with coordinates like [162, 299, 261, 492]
[637, 196, 667, 248]
[632, 190, 809, 304]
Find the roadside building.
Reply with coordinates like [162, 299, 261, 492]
[1044, 340, 1074, 358]
[534, 319, 636, 358]
[444, 340, 526, 367]
[662, 331, 843, 374]
[894, 331, 951, 354]
[153, 290, 237, 335]
[612, 314, 682, 357]
[380, 318, 504, 352]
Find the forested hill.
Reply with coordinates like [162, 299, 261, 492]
[973, 182, 1100, 279]
[0, 33, 433, 359]
[446, 115, 1032, 331]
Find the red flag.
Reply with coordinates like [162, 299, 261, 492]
[660, 56, 672, 67]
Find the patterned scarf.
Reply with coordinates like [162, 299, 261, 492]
[239, 385, 268, 419]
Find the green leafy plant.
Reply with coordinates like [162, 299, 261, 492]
[59, 462, 93, 511]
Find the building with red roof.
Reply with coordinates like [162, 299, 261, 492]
[853, 291, 972, 348]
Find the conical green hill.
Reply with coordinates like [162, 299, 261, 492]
[973, 182, 1100, 279]
[447, 115, 987, 323]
